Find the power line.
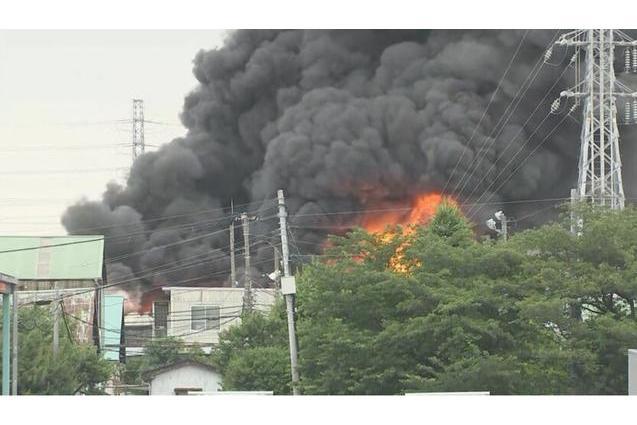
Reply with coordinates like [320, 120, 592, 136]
[441, 29, 532, 197]
[0, 168, 128, 176]
[461, 62, 573, 208]
[450, 30, 562, 199]
[18, 255, 281, 309]
[466, 112, 571, 220]
[64, 197, 278, 234]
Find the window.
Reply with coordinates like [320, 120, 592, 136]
[191, 305, 220, 331]
[153, 301, 169, 338]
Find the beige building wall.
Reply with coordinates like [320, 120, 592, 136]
[165, 287, 277, 347]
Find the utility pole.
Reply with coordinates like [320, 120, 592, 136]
[273, 248, 280, 292]
[52, 284, 60, 357]
[229, 200, 237, 287]
[241, 212, 255, 312]
[553, 29, 637, 210]
[229, 221, 237, 287]
[1, 273, 17, 396]
[2, 293, 9, 395]
[132, 99, 145, 161]
[11, 288, 17, 395]
[277, 189, 301, 395]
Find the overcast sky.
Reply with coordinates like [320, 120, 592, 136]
[0, 30, 226, 235]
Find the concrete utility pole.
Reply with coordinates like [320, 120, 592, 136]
[277, 189, 301, 395]
[230, 221, 237, 287]
[52, 284, 60, 357]
[241, 212, 255, 312]
[273, 248, 280, 292]
[229, 200, 238, 288]
[0, 273, 17, 396]
[11, 289, 17, 395]
[2, 294, 10, 395]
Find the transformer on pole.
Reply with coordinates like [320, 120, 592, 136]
[554, 29, 637, 210]
[132, 99, 145, 161]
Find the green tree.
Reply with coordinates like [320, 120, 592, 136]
[212, 306, 291, 394]
[120, 336, 210, 387]
[0, 305, 113, 395]
[214, 203, 637, 395]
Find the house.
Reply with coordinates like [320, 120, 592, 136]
[143, 359, 222, 395]
[0, 235, 106, 347]
[162, 287, 276, 350]
[123, 287, 277, 354]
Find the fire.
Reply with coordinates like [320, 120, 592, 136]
[361, 193, 450, 234]
[359, 193, 456, 273]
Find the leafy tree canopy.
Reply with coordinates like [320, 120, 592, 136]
[0, 305, 113, 395]
[214, 203, 637, 395]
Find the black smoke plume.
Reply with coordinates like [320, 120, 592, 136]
[61, 30, 637, 299]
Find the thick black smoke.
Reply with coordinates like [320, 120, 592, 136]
[61, 30, 637, 296]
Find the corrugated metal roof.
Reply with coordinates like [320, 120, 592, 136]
[0, 235, 104, 280]
[104, 295, 124, 361]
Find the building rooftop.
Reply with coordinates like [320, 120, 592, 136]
[0, 235, 104, 280]
[142, 359, 219, 381]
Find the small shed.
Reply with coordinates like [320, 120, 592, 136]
[143, 360, 222, 395]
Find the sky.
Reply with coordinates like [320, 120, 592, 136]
[0, 30, 227, 235]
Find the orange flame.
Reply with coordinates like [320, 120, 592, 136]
[359, 193, 456, 273]
[361, 193, 451, 234]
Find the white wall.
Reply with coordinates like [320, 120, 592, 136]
[166, 288, 276, 347]
[629, 349, 637, 395]
[149, 364, 222, 395]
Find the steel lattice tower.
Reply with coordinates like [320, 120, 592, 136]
[555, 29, 637, 210]
[132, 98, 145, 161]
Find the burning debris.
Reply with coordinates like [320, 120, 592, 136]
[61, 30, 637, 306]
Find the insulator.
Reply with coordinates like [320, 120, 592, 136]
[551, 98, 560, 113]
[544, 47, 553, 63]
[569, 102, 579, 114]
[633, 47, 637, 72]
[633, 99, 637, 123]
[569, 52, 578, 65]
[625, 48, 632, 73]
[625, 101, 631, 123]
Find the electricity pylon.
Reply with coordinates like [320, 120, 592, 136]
[553, 29, 637, 210]
[132, 99, 145, 161]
